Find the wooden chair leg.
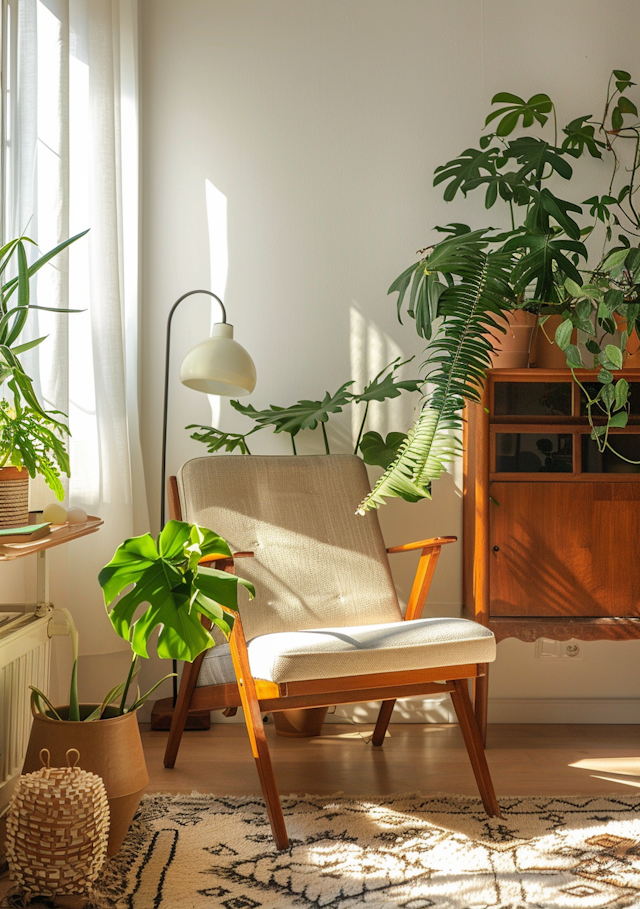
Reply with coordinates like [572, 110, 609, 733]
[372, 699, 396, 746]
[230, 617, 289, 850]
[164, 653, 207, 768]
[473, 665, 489, 746]
[450, 678, 501, 819]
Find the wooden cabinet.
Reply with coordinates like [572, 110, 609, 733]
[463, 369, 640, 738]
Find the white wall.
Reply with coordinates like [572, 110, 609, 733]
[138, 0, 640, 722]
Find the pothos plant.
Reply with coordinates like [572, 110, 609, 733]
[188, 356, 423, 469]
[358, 68, 640, 513]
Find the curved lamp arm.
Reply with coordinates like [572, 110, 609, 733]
[160, 290, 227, 529]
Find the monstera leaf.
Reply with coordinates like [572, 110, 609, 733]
[99, 521, 255, 662]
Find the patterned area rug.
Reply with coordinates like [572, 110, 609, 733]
[7, 792, 640, 908]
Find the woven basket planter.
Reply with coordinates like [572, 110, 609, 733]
[23, 704, 149, 856]
[6, 748, 109, 901]
[0, 466, 29, 528]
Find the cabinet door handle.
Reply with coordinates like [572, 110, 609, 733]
[493, 545, 500, 552]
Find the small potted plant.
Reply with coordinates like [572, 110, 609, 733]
[24, 519, 253, 856]
[0, 395, 70, 526]
[0, 231, 86, 525]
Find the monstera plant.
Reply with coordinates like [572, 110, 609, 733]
[99, 520, 255, 662]
[358, 68, 640, 512]
[30, 521, 253, 723]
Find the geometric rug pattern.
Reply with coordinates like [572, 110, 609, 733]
[9, 792, 640, 908]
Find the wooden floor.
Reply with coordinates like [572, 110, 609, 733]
[142, 722, 640, 798]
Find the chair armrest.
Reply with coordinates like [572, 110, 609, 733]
[393, 538, 456, 622]
[387, 536, 456, 554]
[198, 551, 254, 566]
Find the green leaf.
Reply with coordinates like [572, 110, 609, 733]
[98, 533, 159, 604]
[605, 344, 623, 370]
[503, 138, 574, 184]
[617, 96, 638, 116]
[562, 116, 604, 159]
[433, 146, 499, 201]
[231, 382, 354, 437]
[565, 344, 582, 368]
[564, 277, 583, 297]
[485, 92, 553, 135]
[612, 107, 623, 130]
[609, 411, 629, 428]
[354, 360, 422, 404]
[598, 368, 614, 384]
[158, 520, 191, 559]
[188, 424, 260, 455]
[554, 319, 574, 351]
[359, 431, 408, 469]
[614, 378, 629, 410]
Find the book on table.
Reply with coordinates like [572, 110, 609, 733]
[0, 523, 51, 543]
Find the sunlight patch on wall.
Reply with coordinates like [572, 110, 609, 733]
[349, 303, 419, 450]
[205, 178, 229, 428]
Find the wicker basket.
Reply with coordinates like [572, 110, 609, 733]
[0, 466, 29, 528]
[5, 748, 110, 900]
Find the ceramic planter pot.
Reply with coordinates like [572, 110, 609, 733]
[489, 310, 537, 369]
[272, 707, 328, 737]
[532, 315, 575, 369]
[613, 313, 640, 368]
[0, 466, 29, 528]
[23, 705, 149, 857]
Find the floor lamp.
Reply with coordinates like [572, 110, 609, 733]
[151, 289, 256, 732]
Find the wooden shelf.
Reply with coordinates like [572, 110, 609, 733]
[0, 516, 103, 561]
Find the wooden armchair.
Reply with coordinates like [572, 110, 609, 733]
[164, 455, 500, 849]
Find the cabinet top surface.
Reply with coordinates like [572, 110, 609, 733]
[488, 368, 640, 379]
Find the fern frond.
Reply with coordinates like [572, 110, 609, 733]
[358, 237, 515, 512]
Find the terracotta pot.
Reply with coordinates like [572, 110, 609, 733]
[272, 707, 328, 737]
[613, 312, 640, 368]
[23, 705, 149, 857]
[489, 310, 537, 368]
[532, 315, 575, 369]
[0, 466, 29, 528]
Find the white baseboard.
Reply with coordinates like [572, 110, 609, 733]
[488, 698, 640, 724]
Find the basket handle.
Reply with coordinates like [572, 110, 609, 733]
[39, 748, 51, 769]
[66, 748, 80, 768]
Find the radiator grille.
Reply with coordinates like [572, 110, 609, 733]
[0, 616, 51, 812]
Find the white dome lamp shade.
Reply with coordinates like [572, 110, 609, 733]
[161, 289, 256, 531]
[180, 322, 256, 396]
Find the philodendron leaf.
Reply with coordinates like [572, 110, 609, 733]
[188, 424, 261, 455]
[232, 382, 354, 437]
[555, 318, 574, 351]
[359, 431, 408, 469]
[485, 92, 553, 135]
[354, 361, 422, 404]
[605, 344, 623, 370]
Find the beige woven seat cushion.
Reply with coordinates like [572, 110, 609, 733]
[178, 455, 403, 643]
[196, 617, 496, 686]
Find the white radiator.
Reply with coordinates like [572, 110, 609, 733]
[0, 613, 51, 815]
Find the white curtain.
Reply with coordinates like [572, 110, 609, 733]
[5, 0, 148, 662]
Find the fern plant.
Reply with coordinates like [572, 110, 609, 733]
[360, 69, 640, 511]
[358, 232, 515, 511]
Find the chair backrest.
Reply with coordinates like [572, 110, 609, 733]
[177, 455, 402, 641]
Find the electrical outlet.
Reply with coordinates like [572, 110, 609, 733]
[535, 638, 583, 660]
